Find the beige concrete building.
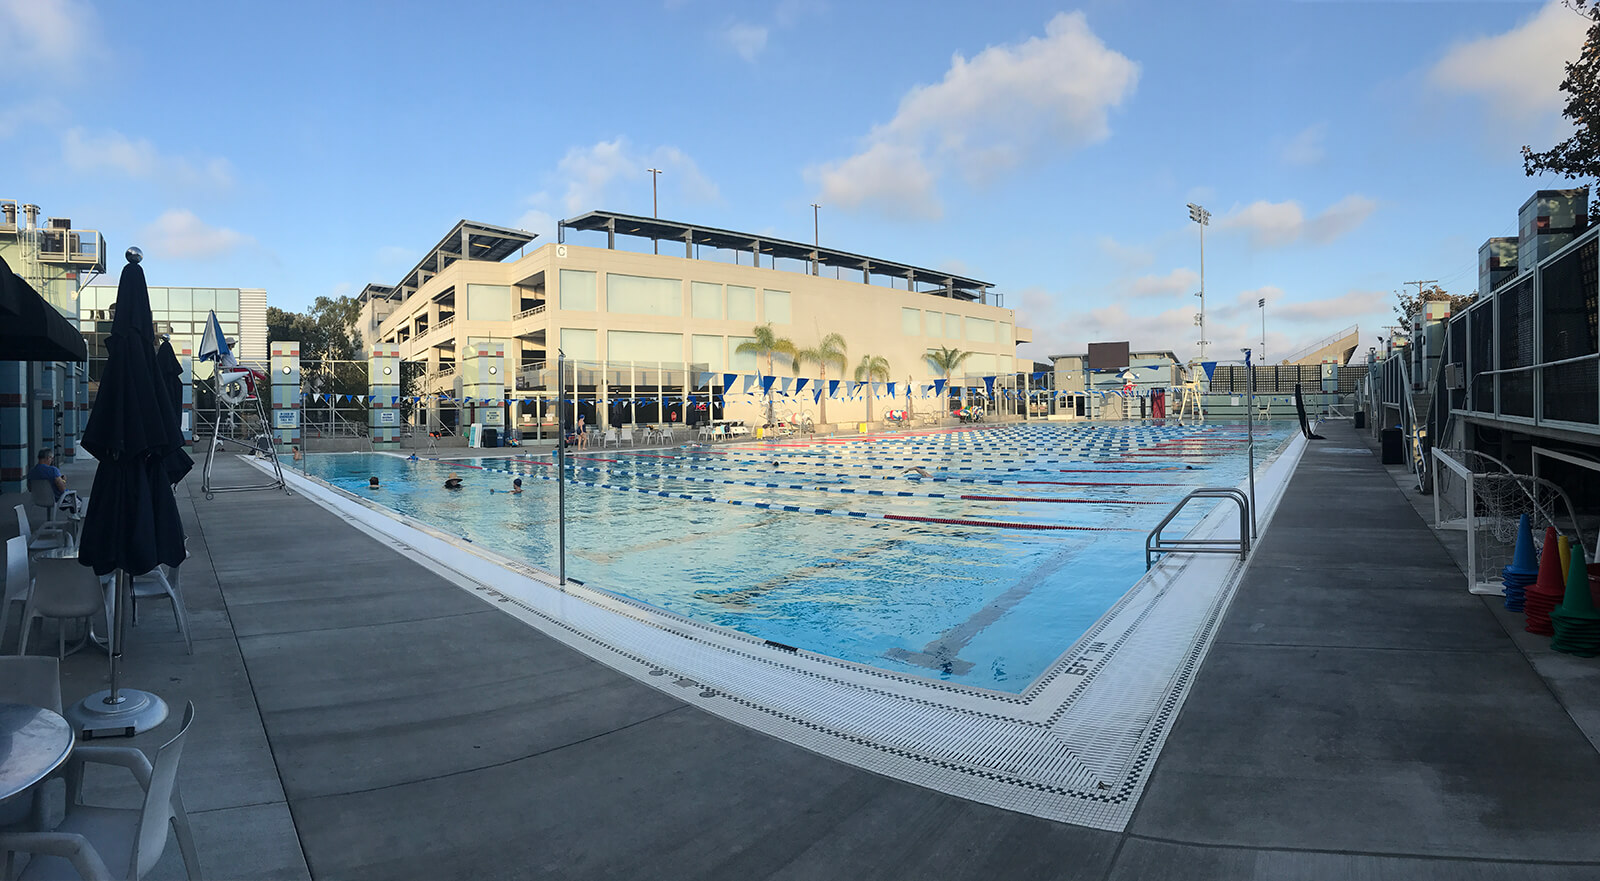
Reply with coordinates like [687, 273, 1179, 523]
[359, 213, 1032, 433]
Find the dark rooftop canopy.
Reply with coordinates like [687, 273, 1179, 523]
[395, 220, 535, 298]
[0, 255, 88, 362]
[560, 210, 994, 303]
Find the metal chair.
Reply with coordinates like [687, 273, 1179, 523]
[600, 428, 619, 448]
[3, 536, 30, 654]
[3, 702, 201, 881]
[13, 506, 72, 555]
[17, 558, 105, 658]
[131, 560, 192, 656]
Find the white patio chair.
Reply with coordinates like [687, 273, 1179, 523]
[17, 558, 104, 658]
[619, 428, 634, 447]
[14, 506, 72, 555]
[132, 560, 192, 656]
[658, 427, 673, 445]
[3, 701, 201, 881]
[601, 428, 619, 448]
[697, 426, 712, 441]
[3, 536, 30, 654]
[26, 481, 74, 532]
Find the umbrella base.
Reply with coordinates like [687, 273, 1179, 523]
[65, 688, 169, 740]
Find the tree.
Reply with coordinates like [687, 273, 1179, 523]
[854, 354, 891, 423]
[797, 332, 848, 425]
[267, 295, 367, 429]
[1522, 1, 1600, 217]
[924, 346, 971, 416]
[1393, 284, 1477, 325]
[735, 323, 796, 425]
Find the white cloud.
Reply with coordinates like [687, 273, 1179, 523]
[0, 0, 96, 71]
[1096, 235, 1154, 270]
[548, 137, 719, 216]
[1127, 267, 1199, 299]
[1274, 288, 1388, 323]
[1281, 123, 1326, 166]
[140, 209, 252, 260]
[721, 23, 769, 62]
[1429, 0, 1588, 119]
[808, 12, 1138, 218]
[61, 128, 234, 189]
[1219, 195, 1376, 248]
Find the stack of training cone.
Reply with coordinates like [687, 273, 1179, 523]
[1524, 527, 1564, 635]
[1551, 547, 1600, 657]
[1502, 514, 1538, 611]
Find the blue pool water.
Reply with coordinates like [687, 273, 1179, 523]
[299, 421, 1292, 692]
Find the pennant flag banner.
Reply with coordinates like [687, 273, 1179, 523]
[870, 382, 881, 398]
[932, 379, 947, 396]
[760, 375, 777, 395]
[1201, 361, 1218, 381]
[742, 375, 758, 395]
[778, 377, 792, 395]
[828, 379, 840, 398]
[814, 388, 823, 404]
[698, 371, 715, 389]
[983, 376, 997, 398]
[849, 381, 863, 399]
[1032, 372, 1046, 382]
[888, 382, 897, 398]
[723, 373, 738, 390]
[795, 378, 810, 394]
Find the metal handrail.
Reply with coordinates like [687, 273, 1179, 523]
[515, 304, 546, 320]
[1145, 487, 1252, 569]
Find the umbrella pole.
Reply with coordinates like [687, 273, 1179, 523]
[64, 569, 170, 739]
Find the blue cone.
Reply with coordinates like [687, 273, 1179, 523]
[1506, 514, 1539, 577]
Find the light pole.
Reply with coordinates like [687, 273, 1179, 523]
[1240, 347, 1258, 538]
[556, 348, 567, 587]
[1259, 296, 1267, 365]
[810, 202, 820, 276]
[1187, 202, 1210, 360]
[647, 167, 663, 254]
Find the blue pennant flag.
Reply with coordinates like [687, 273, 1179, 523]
[932, 379, 947, 396]
[983, 376, 996, 398]
[814, 388, 823, 404]
[723, 373, 738, 390]
[760, 375, 776, 395]
[828, 379, 840, 398]
[1201, 361, 1218, 380]
[742, 374, 758, 395]
[888, 382, 897, 398]
[697, 371, 714, 389]
[1032, 371, 1046, 382]
[795, 377, 810, 394]
[848, 381, 863, 399]
[778, 377, 792, 395]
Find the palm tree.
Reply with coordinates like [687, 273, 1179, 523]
[854, 354, 891, 423]
[797, 332, 848, 425]
[924, 346, 971, 419]
[735, 323, 797, 425]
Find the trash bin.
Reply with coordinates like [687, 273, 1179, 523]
[1380, 427, 1404, 464]
[1354, 410, 1366, 429]
[482, 427, 499, 448]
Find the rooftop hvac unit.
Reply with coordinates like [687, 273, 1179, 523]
[47, 217, 71, 230]
[1445, 362, 1465, 390]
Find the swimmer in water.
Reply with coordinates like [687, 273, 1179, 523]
[512, 478, 523, 494]
[444, 477, 463, 489]
[903, 466, 932, 479]
[407, 453, 419, 461]
[368, 476, 380, 489]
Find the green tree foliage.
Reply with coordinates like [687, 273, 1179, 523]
[735, 323, 797, 424]
[853, 354, 890, 422]
[1522, 1, 1600, 215]
[266, 295, 368, 418]
[924, 346, 971, 414]
[1393, 284, 1477, 325]
[797, 332, 848, 424]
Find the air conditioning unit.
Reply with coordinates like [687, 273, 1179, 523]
[1444, 362, 1465, 389]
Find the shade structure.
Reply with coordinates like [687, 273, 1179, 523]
[68, 255, 176, 738]
[0, 254, 89, 363]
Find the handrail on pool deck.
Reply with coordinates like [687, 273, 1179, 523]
[1145, 487, 1252, 569]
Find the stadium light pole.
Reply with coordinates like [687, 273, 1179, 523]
[556, 348, 567, 587]
[1187, 202, 1211, 360]
[1259, 296, 1267, 366]
[810, 202, 821, 276]
[647, 167, 663, 254]
[1240, 347, 1258, 538]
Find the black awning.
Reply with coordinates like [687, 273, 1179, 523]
[0, 255, 89, 362]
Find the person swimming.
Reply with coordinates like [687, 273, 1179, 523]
[444, 477, 463, 489]
[406, 453, 419, 461]
[512, 478, 523, 494]
[368, 476, 380, 489]
[903, 466, 932, 479]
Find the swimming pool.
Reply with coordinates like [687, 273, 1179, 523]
[299, 421, 1293, 692]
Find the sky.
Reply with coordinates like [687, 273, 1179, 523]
[3, 0, 1590, 365]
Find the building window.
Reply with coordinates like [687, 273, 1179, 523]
[216, 288, 240, 311]
[924, 310, 941, 337]
[902, 307, 921, 335]
[691, 282, 723, 319]
[192, 288, 216, 311]
[944, 313, 961, 340]
[999, 321, 1012, 343]
[729, 335, 758, 371]
[559, 327, 598, 361]
[966, 352, 997, 374]
[559, 270, 597, 312]
[692, 334, 724, 371]
[763, 289, 791, 324]
[727, 285, 757, 322]
[965, 317, 995, 343]
[606, 274, 682, 317]
[607, 330, 683, 364]
[466, 284, 512, 321]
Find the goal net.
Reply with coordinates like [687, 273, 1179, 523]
[1432, 449, 1583, 595]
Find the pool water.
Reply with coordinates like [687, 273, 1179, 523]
[300, 421, 1292, 692]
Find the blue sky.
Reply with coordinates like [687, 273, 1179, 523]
[3, 0, 1587, 364]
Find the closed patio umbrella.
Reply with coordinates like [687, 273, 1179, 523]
[157, 338, 195, 486]
[67, 249, 179, 738]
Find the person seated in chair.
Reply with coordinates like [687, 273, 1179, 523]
[28, 449, 67, 500]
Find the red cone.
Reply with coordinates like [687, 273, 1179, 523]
[1527, 527, 1563, 636]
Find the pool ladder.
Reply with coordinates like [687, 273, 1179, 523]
[1145, 487, 1252, 569]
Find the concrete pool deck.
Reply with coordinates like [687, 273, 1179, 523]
[13, 418, 1600, 879]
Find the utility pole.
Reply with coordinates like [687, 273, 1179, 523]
[1187, 203, 1211, 360]
[810, 203, 820, 276]
[1403, 279, 1439, 321]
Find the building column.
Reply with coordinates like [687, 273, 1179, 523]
[39, 363, 56, 459]
[463, 342, 505, 446]
[370, 347, 401, 450]
[270, 342, 302, 453]
[77, 366, 88, 457]
[0, 362, 27, 492]
[60, 362, 78, 462]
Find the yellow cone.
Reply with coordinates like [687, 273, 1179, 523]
[1560, 535, 1573, 583]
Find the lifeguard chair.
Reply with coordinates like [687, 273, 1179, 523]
[1175, 362, 1206, 424]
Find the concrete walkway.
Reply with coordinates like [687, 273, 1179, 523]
[18, 421, 1600, 879]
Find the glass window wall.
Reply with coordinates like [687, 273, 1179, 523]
[559, 270, 598, 311]
[944, 313, 961, 340]
[902, 307, 921, 335]
[559, 327, 598, 360]
[965, 317, 995, 343]
[727, 286, 758, 322]
[465, 284, 512, 321]
[729, 335, 758, 371]
[691, 282, 723, 319]
[692, 334, 724, 371]
[924, 310, 941, 336]
[607, 330, 683, 363]
[606, 274, 682, 316]
[763, 289, 791, 324]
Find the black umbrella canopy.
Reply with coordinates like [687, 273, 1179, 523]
[157, 339, 195, 485]
[78, 256, 187, 577]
